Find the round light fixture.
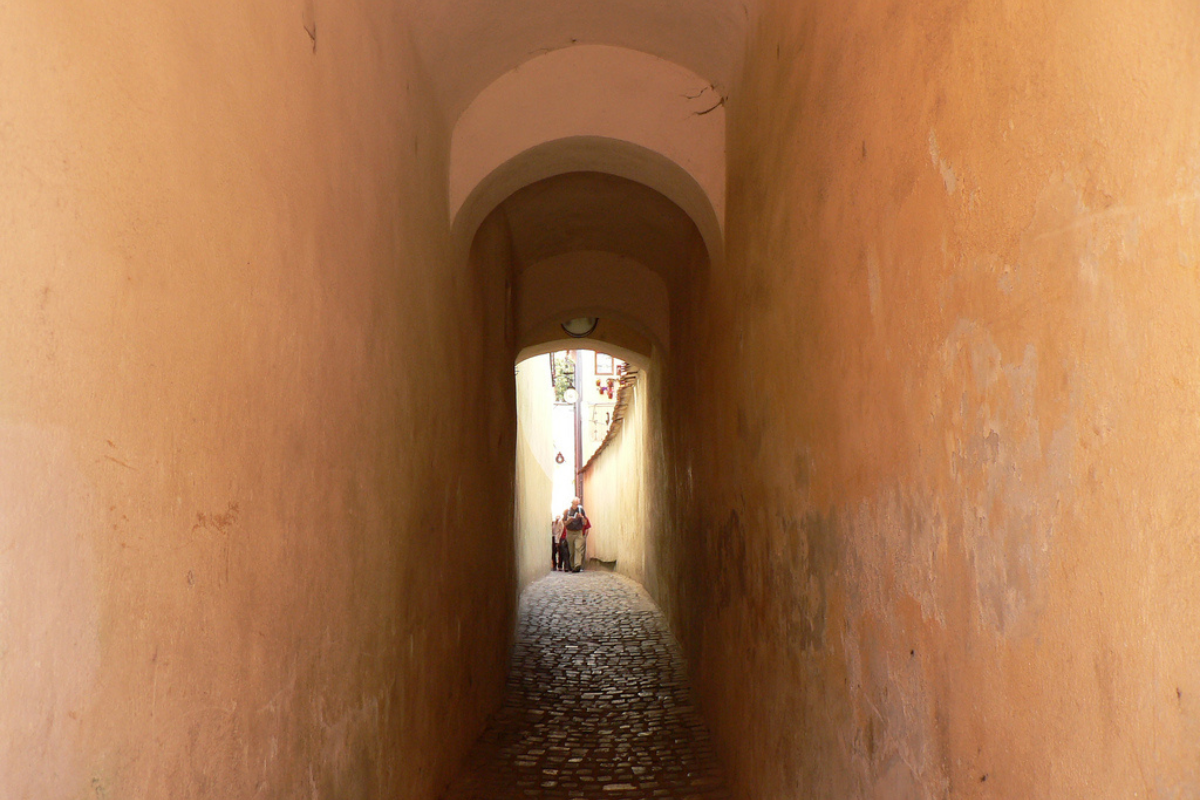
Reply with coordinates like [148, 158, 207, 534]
[563, 388, 579, 404]
[561, 317, 599, 337]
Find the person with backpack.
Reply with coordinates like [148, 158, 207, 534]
[551, 514, 567, 571]
[558, 519, 570, 571]
[563, 497, 589, 572]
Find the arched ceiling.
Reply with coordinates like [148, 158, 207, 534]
[514, 251, 671, 356]
[500, 172, 701, 287]
[451, 136, 723, 273]
[449, 44, 726, 232]
[406, 0, 749, 125]
[417, 1, 749, 362]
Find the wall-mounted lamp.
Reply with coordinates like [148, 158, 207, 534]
[561, 317, 599, 337]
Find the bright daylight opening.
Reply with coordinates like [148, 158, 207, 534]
[514, 348, 628, 572]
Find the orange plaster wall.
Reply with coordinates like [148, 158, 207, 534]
[670, 1, 1200, 797]
[0, 2, 515, 797]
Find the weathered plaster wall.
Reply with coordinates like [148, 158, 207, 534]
[1, 2, 514, 797]
[667, 1, 1200, 797]
[515, 354, 556, 590]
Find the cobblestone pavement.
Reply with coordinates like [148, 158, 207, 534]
[442, 570, 730, 800]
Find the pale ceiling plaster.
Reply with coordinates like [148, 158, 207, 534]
[449, 44, 726, 231]
[406, 0, 749, 124]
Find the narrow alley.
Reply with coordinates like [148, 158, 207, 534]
[443, 572, 728, 800]
[4, 1, 1200, 797]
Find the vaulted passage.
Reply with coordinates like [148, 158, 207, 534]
[4, 1, 1200, 798]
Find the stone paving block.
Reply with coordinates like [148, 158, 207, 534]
[441, 572, 731, 800]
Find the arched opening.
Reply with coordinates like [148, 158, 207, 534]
[465, 161, 713, 592]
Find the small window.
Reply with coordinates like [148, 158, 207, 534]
[595, 352, 614, 375]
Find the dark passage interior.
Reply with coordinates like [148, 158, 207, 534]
[4, 1, 1200, 798]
